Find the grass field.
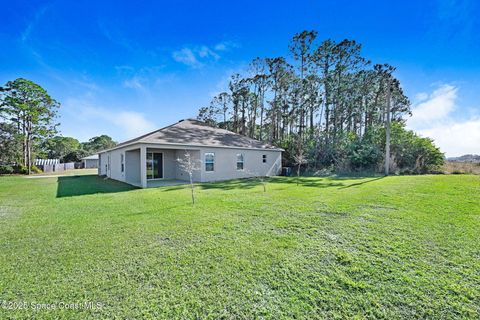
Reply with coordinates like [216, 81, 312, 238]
[0, 173, 479, 319]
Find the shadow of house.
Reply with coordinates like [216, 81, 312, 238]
[56, 175, 137, 198]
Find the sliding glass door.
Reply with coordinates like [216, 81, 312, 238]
[146, 152, 163, 180]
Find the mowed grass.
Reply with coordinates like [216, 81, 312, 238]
[0, 173, 479, 319]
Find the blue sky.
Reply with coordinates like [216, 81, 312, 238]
[1, 0, 479, 156]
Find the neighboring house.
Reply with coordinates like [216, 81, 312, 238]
[98, 119, 283, 188]
[81, 154, 99, 168]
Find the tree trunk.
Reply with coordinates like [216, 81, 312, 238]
[189, 173, 195, 204]
[296, 164, 301, 186]
[385, 80, 391, 176]
[241, 98, 246, 135]
[259, 99, 264, 140]
[26, 133, 31, 174]
[233, 100, 238, 133]
[22, 115, 27, 167]
[309, 105, 314, 131]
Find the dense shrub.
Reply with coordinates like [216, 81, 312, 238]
[31, 165, 42, 174]
[389, 122, 444, 173]
[0, 164, 15, 174]
[13, 164, 28, 174]
[0, 164, 35, 174]
[280, 121, 443, 174]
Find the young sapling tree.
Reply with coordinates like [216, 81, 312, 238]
[242, 168, 268, 192]
[177, 151, 201, 204]
[293, 149, 308, 186]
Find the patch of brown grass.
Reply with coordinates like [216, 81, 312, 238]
[443, 161, 480, 175]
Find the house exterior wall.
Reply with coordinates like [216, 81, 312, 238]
[175, 150, 201, 182]
[196, 147, 281, 182]
[125, 149, 140, 185]
[107, 149, 122, 182]
[98, 153, 106, 175]
[83, 159, 98, 169]
[99, 142, 282, 187]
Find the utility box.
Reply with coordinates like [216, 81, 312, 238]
[281, 167, 292, 176]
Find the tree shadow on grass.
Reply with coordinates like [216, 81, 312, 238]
[158, 176, 386, 192]
[269, 177, 346, 188]
[337, 176, 384, 189]
[161, 179, 261, 192]
[162, 177, 345, 192]
[56, 175, 137, 198]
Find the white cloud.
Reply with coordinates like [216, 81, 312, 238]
[109, 111, 156, 138]
[172, 41, 239, 68]
[63, 98, 156, 140]
[408, 84, 457, 128]
[198, 46, 220, 60]
[172, 48, 202, 68]
[118, 65, 172, 93]
[414, 92, 429, 102]
[418, 117, 480, 157]
[214, 41, 240, 51]
[408, 84, 480, 157]
[123, 76, 144, 90]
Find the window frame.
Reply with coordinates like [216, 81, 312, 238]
[205, 152, 215, 172]
[121, 153, 125, 173]
[236, 153, 244, 171]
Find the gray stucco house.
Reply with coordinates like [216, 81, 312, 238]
[81, 154, 99, 168]
[98, 119, 283, 188]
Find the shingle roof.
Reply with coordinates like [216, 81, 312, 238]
[81, 154, 99, 160]
[101, 119, 283, 152]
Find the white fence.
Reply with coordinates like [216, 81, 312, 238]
[35, 159, 75, 173]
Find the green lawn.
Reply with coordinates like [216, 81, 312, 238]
[0, 173, 479, 319]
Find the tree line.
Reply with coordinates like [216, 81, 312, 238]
[198, 30, 444, 174]
[0, 78, 116, 174]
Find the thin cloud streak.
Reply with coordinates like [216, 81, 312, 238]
[20, 5, 49, 43]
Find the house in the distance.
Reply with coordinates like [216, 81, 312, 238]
[98, 119, 283, 188]
[81, 154, 99, 168]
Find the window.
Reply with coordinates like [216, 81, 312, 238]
[205, 152, 215, 172]
[236, 153, 244, 170]
[121, 154, 124, 173]
[262, 154, 267, 163]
